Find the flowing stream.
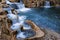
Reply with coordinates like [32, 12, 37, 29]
[44, 1, 51, 8]
[5, 0, 35, 39]
[3, 0, 60, 39]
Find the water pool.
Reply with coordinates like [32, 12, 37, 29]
[18, 7, 60, 33]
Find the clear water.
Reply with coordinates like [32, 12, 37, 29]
[18, 7, 60, 33]
[5, 0, 60, 34]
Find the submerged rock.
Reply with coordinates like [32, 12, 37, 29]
[10, 4, 19, 9]
[23, 29, 36, 38]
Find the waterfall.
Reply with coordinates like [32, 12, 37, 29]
[5, 0, 34, 39]
[16, 0, 31, 12]
[3, 0, 12, 13]
[5, 0, 31, 12]
[5, 0, 12, 4]
[44, 1, 51, 8]
[16, 0, 25, 9]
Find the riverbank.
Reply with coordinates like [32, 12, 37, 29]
[40, 28, 60, 40]
[0, 18, 60, 40]
[0, 27, 60, 40]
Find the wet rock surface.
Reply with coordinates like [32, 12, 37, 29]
[10, 4, 19, 9]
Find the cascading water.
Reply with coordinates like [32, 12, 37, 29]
[16, 0, 31, 12]
[44, 1, 51, 8]
[5, 0, 35, 39]
[17, 0, 25, 8]
[5, 0, 31, 12]
[6, 0, 12, 4]
[3, 0, 13, 13]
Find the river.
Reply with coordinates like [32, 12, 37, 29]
[18, 7, 60, 33]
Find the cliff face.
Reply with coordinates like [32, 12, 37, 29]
[9, 0, 20, 2]
[0, 0, 20, 2]
[23, 0, 44, 7]
[0, 0, 5, 2]
[0, 0, 60, 8]
[23, 0, 60, 8]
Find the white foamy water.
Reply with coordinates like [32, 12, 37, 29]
[6, 0, 32, 39]
[15, 0, 31, 12]
[16, 32, 26, 39]
[10, 23, 23, 31]
[6, 0, 13, 4]
[5, 0, 31, 13]
[19, 8, 31, 12]
[23, 24, 31, 30]
[7, 13, 17, 20]
[7, 13, 27, 24]
[44, 1, 51, 8]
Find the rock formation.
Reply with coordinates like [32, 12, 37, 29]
[9, 0, 20, 2]
[23, 0, 60, 7]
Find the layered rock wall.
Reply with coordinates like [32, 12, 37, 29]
[0, 0, 5, 3]
[9, 0, 20, 2]
[23, 0, 60, 7]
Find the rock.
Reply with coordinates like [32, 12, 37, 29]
[0, 11, 8, 15]
[23, 0, 60, 8]
[25, 20, 45, 39]
[0, 4, 3, 12]
[9, 0, 20, 2]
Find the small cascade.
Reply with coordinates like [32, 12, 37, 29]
[17, 0, 25, 8]
[3, 0, 12, 12]
[5, 0, 31, 12]
[5, 0, 12, 4]
[16, 0, 31, 12]
[44, 1, 51, 8]
[5, 0, 35, 39]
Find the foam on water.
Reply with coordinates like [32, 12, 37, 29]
[16, 29, 36, 39]
[5, 0, 31, 13]
[6, 0, 34, 39]
[16, 32, 26, 39]
[16, 0, 31, 12]
[19, 8, 31, 12]
[10, 23, 23, 31]
[7, 14, 17, 20]
[6, 0, 13, 4]
[23, 23, 32, 30]
[44, 1, 51, 8]
[7, 13, 27, 24]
